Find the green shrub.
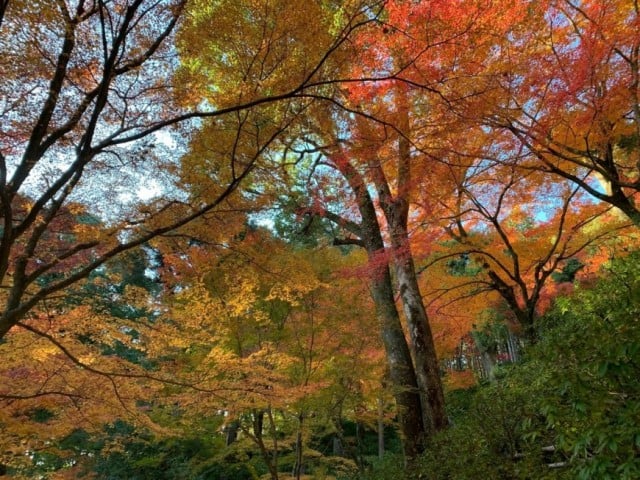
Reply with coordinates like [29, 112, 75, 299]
[415, 252, 640, 479]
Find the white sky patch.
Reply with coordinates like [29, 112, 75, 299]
[249, 212, 275, 231]
[137, 178, 163, 200]
[116, 177, 163, 204]
[154, 130, 177, 149]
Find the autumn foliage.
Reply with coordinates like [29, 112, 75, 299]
[1, 0, 639, 477]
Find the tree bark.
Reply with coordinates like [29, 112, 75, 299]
[292, 413, 304, 480]
[391, 240, 448, 433]
[378, 393, 385, 459]
[241, 409, 279, 480]
[357, 172, 427, 459]
[368, 264, 426, 458]
[320, 152, 428, 459]
[371, 93, 447, 434]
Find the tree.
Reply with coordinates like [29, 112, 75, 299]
[0, 249, 174, 477]
[346, 0, 635, 343]
[264, 0, 524, 454]
[319, 0, 537, 437]
[304, 110, 449, 440]
[471, 0, 640, 225]
[160, 226, 387, 479]
[295, 141, 428, 459]
[0, 0, 385, 339]
[416, 251, 640, 480]
[421, 155, 633, 341]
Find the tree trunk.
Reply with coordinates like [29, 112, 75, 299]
[362, 200, 427, 459]
[243, 409, 279, 480]
[355, 421, 365, 467]
[384, 185, 447, 432]
[292, 413, 304, 480]
[225, 419, 240, 446]
[368, 259, 426, 459]
[321, 151, 427, 460]
[392, 247, 448, 433]
[507, 331, 520, 363]
[378, 393, 385, 459]
[370, 90, 447, 436]
[333, 436, 345, 456]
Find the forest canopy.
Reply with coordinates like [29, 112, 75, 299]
[1, 0, 639, 478]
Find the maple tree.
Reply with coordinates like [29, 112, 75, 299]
[0, 0, 386, 340]
[445, 0, 640, 225]
[420, 152, 634, 342]
[2, 0, 640, 477]
[254, 0, 522, 456]
[369, 0, 640, 347]
[157, 225, 388, 479]
[0, 252, 174, 477]
[0, 215, 389, 477]
[303, 111, 449, 444]
[321, 161, 429, 457]
[289, 0, 529, 448]
[417, 251, 640, 480]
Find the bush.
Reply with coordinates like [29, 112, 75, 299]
[532, 253, 640, 479]
[415, 252, 640, 479]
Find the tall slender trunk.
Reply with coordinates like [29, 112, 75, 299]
[225, 419, 240, 446]
[378, 392, 385, 459]
[391, 239, 448, 433]
[242, 408, 279, 480]
[367, 254, 426, 459]
[371, 91, 447, 434]
[326, 153, 428, 460]
[292, 413, 304, 480]
[384, 193, 447, 432]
